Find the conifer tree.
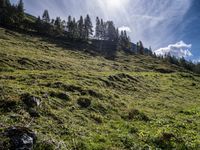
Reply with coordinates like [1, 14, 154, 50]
[116, 28, 119, 41]
[42, 10, 50, 23]
[72, 17, 78, 38]
[16, 0, 25, 26]
[0, 0, 10, 8]
[67, 15, 73, 38]
[0, 0, 11, 25]
[54, 17, 63, 35]
[138, 41, 144, 54]
[17, 0, 24, 13]
[100, 19, 106, 40]
[95, 17, 101, 39]
[78, 16, 84, 39]
[106, 21, 117, 41]
[84, 14, 93, 39]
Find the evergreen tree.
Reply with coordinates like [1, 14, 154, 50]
[16, 0, 25, 27]
[54, 17, 63, 35]
[0, 0, 11, 8]
[95, 17, 101, 39]
[0, 0, 12, 26]
[138, 41, 144, 54]
[72, 17, 78, 38]
[99, 19, 105, 40]
[42, 10, 50, 23]
[67, 15, 73, 38]
[17, 0, 24, 13]
[106, 21, 117, 41]
[148, 46, 153, 56]
[78, 16, 84, 39]
[117, 30, 131, 51]
[116, 28, 119, 41]
[84, 14, 93, 39]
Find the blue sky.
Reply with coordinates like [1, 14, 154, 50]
[11, 0, 200, 61]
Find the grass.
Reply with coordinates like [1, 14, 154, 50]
[0, 27, 200, 149]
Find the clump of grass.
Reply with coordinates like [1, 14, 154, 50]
[49, 91, 70, 101]
[77, 97, 91, 108]
[126, 109, 150, 122]
[153, 132, 177, 149]
[90, 112, 103, 123]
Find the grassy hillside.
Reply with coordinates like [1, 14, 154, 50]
[0, 27, 200, 150]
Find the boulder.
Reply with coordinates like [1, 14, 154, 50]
[21, 94, 40, 108]
[5, 126, 36, 150]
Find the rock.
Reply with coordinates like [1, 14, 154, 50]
[21, 93, 40, 108]
[5, 126, 36, 150]
[28, 109, 40, 118]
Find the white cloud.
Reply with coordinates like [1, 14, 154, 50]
[154, 41, 192, 58]
[119, 26, 132, 32]
[192, 58, 200, 63]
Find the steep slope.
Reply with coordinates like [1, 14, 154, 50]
[0, 27, 200, 149]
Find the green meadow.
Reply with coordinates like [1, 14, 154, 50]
[0, 27, 200, 149]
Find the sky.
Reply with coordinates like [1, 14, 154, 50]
[11, 0, 200, 61]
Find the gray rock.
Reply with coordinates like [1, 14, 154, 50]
[21, 93, 40, 108]
[5, 126, 37, 150]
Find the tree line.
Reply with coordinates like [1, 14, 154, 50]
[158, 54, 200, 74]
[0, 0, 139, 52]
[0, 0, 199, 73]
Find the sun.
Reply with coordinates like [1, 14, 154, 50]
[105, 0, 122, 9]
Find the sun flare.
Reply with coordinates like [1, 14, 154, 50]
[105, 0, 122, 9]
[98, 0, 130, 11]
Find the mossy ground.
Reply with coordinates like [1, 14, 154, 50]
[0, 27, 200, 149]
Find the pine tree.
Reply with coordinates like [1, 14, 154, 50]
[0, 0, 11, 8]
[116, 28, 119, 41]
[42, 10, 50, 23]
[148, 46, 153, 56]
[16, 0, 25, 26]
[136, 41, 144, 54]
[106, 21, 117, 41]
[78, 16, 84, 39]
[0, 0, 11, 25]
[67, 15, 73, 38]
[54, 17, 62, 34]
[72, 17, 78, 39]
[100, 19, 105, 40]
[118, 30, 131, 51]
[84, 14, 93, 39]
[95, 17, 101, 39]
[17, 0, 24, 13]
